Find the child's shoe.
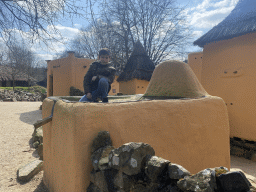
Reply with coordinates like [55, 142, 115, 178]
[102, 98, 108, 103]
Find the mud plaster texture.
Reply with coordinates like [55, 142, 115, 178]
[0, 101, 255, 191]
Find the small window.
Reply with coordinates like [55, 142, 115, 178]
[137, 86, 139, 88]
[142, 86, 144, 88]
[112, 89, 116, 93]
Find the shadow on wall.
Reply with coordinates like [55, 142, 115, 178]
[19, 110, 42, 125]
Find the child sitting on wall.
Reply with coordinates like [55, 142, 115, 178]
[79, 48, 116, 103]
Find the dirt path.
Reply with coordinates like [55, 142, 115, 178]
[0, 102, 48, 192]
[0, 102, 255, 192]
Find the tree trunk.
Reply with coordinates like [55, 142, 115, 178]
[12, 79, 15, 90]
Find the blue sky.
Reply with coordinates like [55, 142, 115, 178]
[31, 0, 240, 64]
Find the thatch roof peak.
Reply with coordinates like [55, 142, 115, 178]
[131, 40, 147, 56]
[194, 0, 256, 47]
[117, 41, 155, 82]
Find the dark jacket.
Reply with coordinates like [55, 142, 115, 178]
[83, 61, 116, 94]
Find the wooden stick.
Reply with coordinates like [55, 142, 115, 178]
[34, 116, 52, 129]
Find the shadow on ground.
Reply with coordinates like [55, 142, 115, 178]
[19, 110, 42, 125]
[33, 180, 49, 192]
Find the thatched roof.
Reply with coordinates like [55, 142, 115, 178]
[194, 0, 256, 47]
[0, 65, 35, 82]
[117, 41, 155, 82]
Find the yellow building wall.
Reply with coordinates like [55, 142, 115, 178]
[188, 52, 203, 83]
[118, 79, 149, 95]
[119, 79, 136, 95]
[108, 75, 119, 95]
[42, 97, 230, 192]
[70, 55, 94, 91]
[135, 79, 149, 94]
[47, 57, 73, 97]
[200, 32, 256, 141]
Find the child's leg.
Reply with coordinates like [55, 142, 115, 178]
[79, 94, 92, 102]
[92, 78, 109, 100]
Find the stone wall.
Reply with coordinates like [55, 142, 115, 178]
[0, 89, 43, 102]
[88, 131, 254, 192]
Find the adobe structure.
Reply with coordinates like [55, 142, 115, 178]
[117, 40, 155, 95]
[46, 52, 120, 97]
[42, 60, 230, 192]
[189, 0, 256, 141]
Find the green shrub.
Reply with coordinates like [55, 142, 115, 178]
[70, 86, 84, 96]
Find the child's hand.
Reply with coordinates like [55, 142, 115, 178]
[92, 76, 97, 81]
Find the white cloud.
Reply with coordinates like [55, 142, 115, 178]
[74, 24, 82, 29]
[188, 0, 239, 29]
[36, 54, 55, 61]
[193, 30, 204, 37]
[0, 24, 82, 61]
[190, 6, 235, 28]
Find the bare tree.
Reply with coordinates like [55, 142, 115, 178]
[0, 0, 86, 45]
[67, 0, 193, 71]
[100, 0, 193, 65]
[66, 20, 133, 71]
[5, 40, 36, 89]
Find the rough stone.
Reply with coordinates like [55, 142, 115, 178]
[217, 171, 251, 192]
[33, 126, 43, 144]
[177, 168, 217, 192]
[91, 131, 112, 154]
[17, 160, 43, 182]
[38, 143, 43, 160]
[113, 171, 133, 191]
[145, 156, 170, 183]
[160, 185, 182, 192]
[168, 163, 191, 180]
[103, 168, 119, 192]
[87, 182, 104, 192]
[0, 89, 42, 102]
[91, 146, 114, 171]
[33, 141, 40, 148]
[131, 183, 158, 192]
[251, 152, 256, 162]
[90, 170, 109, 192]
[108, 142, 155, 175]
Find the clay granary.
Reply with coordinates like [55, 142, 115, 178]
[117, 40, 155, 95]
[189, 0, 256, 142]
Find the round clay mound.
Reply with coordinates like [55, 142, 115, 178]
[143, 60, 209, 99]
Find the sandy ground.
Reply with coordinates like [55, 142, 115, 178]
[0, 102, 255, 192]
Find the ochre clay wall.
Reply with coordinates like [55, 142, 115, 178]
[109, 75, 119, 95]
[119, 80, 136, 94]
[135, 79, 149, 94]
[42, 97, 230, 192]
[200, 32, 256, 141]
[70, 56, 94, 92]
[188, 52, 203, 83]
[47, 56, 72, 97]
[119, 79, 149, 95]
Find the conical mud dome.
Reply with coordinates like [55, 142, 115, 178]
[143, 60, 209, 99]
